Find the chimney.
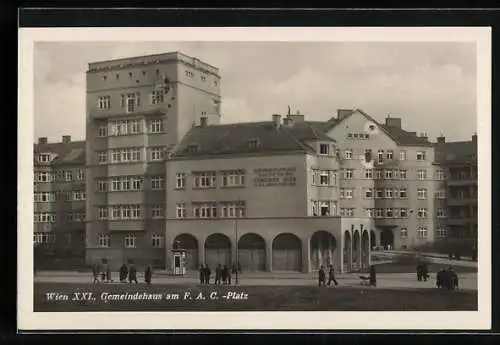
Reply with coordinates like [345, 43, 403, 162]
[288, 110, 305, 123]
[337, 109, 353, 121]
[200, 117, 208, 127]
[38, 137, 47, 145]
[437, 135, 446, 144]
[283, 117, 294, 127]
[62, 135, 71, 143]
[472, 133, 477, 143]
[385, 117, 402, 129]
[272, 114, 281, 129]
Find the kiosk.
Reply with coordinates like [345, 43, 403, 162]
[170, 248, 187, 276]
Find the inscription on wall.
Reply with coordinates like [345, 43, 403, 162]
[253, 167, 297, 187]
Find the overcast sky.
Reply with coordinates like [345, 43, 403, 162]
[33, 41, 477, 143]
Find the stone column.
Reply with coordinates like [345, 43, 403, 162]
[198, 242, 205, 266]
[266, 240, 273, 272]
[302, 237, 311, 273]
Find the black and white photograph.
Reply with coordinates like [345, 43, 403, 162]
[18, 27, 491, 330]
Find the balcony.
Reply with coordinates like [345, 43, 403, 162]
[446, 198, 477, 206]
[446, 179, 477, 187]
[445, 218, 475, 226]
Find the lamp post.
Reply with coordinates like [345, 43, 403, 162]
[235, 215, 239, 285]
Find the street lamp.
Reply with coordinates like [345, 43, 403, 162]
[235, 215, 239, 285]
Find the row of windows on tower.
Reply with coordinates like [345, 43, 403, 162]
[340, 149, 427, 161]
[96, 91, 173, 111]
[97, 119, 165, 137]
[96, 233, 164, 249]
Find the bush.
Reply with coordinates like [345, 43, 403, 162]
[392, 253, 430, 266]
[414, 238, 476, 258]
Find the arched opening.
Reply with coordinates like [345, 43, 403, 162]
[238, 233, 266, 271]
[361, 230, 370, 271]
[173, 234, 198, 270]
[380, 228, 395, 250]
[370, 230, 377, 250]
[204, 233, 231, 269]
[309, 231, 337, 270]
[272, 233, 302, 272]
[343, 231, 352, 272]
[352, 230, 361, 270]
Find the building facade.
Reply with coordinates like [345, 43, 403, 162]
[434, 135, 478, 241]
[85, 52, 222, 269]
[33, 136, 86, 268]
[165, 115, 373, 273]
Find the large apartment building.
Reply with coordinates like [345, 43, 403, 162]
[434, 134, 478, 240]
[33, 51, 478, 272]
[33, 136, 86, 268]
[85, 52, 222, 269]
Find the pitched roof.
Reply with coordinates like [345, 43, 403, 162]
[435, 140, 478, 165]
[169, 121, 335, 159]
[34, 140, 86, 165]
[323, 109, 434, 147]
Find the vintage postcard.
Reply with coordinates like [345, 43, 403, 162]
[18, 27, 491, 330]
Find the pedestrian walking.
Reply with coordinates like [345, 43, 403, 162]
[225, 265, 232, 285]
[199, 264, 205, 285]
[119, 263, 128, 283]
[215, 264, 222, 285]
[421, 261, 429, 282]
[327, 264, 339, 286]
[369, 265, 377, 287]
[436, 269, 445, 288]
[91, 263, 100, 286]
[318, 265, 326, 287]
[144, 265, 152, 285]
[128, 263, 138, 284]
[205, 265, 212, 284]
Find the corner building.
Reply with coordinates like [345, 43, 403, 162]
[85, 52, 222, 269]
[165, 114, 374, 273]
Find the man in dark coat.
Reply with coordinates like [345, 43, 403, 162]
[128, 263, 138, 284]
[145, 265, 152, 285]
[436, 269, 445, 288]
[199, 264, 205, 284]
[318, 266, 326, 287]
[225, 264, 232, 285]
[221, 264, 228, 284]
[416, 262, 423, 281]
[449, 266, 459, 290]
[369, 265, 377, 287]
[327, 264, 339, 286]
[92, 263, 100, 285]
[215, 264, 222, 285]
[421, 261, 429, 282]
[119, 263, 128, 283]
[205, 265, 212, 284]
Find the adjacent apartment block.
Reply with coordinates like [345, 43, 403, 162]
[85, 52, 222, 269]
[434, 134, 478, 240]
[33, 136, 86, 268]
[165, 114, 373, 273]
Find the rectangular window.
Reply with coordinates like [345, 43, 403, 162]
[124, 234, 136, 248]
[375, 169, 383, 180]
[220, 201, 246, 218]
[375, 209, 384, 219]
[384, 169, 394, 179]
[436, 169, 445, 180]
[97, 95, 111, 109]
[375, 188, 384, 199]
[129, 119, 141, 134]
[176, 173, 186, 189]
[98, 234, 110, 248]
[417, 226, 428, 239]
[149, 119, 164, 133]
[417, 208, 427, 218]
[386, 150, 394, 160]
[344, 169, 354, 180]
[151, 205, 164, 219]
[151, 176, 165, 190]
[377, 149, 384, 162]
[340, 188, 353, 199]
[437, 208, 447, 218]
[221, 170, 245, 187]
[176, 203, 187, 218]
[365, 169, 373, 179]
[71, 191, 86, 201]
[151, 90, 165, 104]
[364, 188, 373, 198]
[385, 188, 394, 199]
[416, 151, 426, 161]
[192, 203, 218, 218]
[344, 149, 352, 159]
[436, 226, 448, 238]
[365, 208, 374, 218]
[63, 171, 73, 182]
[151, 234, 164, 248]
[417, 188, 427, 200]
[97, 180, 108, 192]
[97, 151, 108, 164]
[97, 207, 108, 220]
[126, 93, 139, 113]
[400, 208, 408, 218]
[386, 208, 394, 218]
[399, 169, 407, 180]
[193, 172, 217, 188]
[399, 150, 407, 161]
[319, 144, 330, 155]
[435, 190, 447, 199]
[319, 171, 330, 186]
[399, 188, 407, 198]
[97, 123, 108, 137]
[417, 170, 427, 180]
[150, 147, 165, 161]
[400, 228, 408, 239]
[340, 208, 355, 217]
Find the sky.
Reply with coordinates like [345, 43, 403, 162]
[33, 41, 477, 143]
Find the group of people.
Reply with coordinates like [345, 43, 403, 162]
[92, 262, 153, 285]
[416, 261, 430, 282]
[436, 266, 459, 290]
[199, 263, 237, 285]
[317, 264, 340, 287]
